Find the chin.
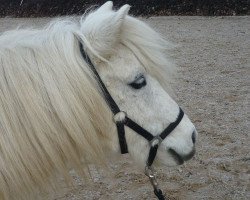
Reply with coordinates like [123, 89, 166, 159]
[160, 159, 183, 167]
[156, 155, 183, 167]
[156, 149, 187, 167]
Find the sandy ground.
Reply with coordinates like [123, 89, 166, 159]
[0, 16, 249, 200]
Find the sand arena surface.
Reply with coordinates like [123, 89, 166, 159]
[0, 16, 249, 200]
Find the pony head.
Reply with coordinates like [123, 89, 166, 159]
[0, 1, 197, 199]
[79, 1, 197, 167]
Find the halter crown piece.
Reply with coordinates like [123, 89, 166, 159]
[80, 43, 184, 200]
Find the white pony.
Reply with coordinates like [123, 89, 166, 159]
[0, 2, 197, 199]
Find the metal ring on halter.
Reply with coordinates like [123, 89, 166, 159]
[149, 136, 163, 147]
[113, 111, 127, 124]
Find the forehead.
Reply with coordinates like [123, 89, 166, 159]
[105, 45, 146, 80]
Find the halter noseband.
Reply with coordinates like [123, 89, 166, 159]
[80, 43, 184, 200]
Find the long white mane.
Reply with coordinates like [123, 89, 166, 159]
[0, 5, 176, 200]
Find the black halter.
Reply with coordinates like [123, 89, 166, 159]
[79, 43, 184, 200]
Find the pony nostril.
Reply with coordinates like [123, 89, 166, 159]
[192, 131, 196, 144]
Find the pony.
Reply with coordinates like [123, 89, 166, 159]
[0, 1, 197, 199]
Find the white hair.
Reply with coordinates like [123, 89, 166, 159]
[0, 2, 177, 199]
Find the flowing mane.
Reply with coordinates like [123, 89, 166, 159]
[0, 5, 178, 200]
[0, 18, 114, 199]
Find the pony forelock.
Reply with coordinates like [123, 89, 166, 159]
[121, 16, 177, 91]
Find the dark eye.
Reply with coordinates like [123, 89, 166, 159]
[128, 74, 147, 89]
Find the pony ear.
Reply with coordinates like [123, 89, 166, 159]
[80, 4, 130, 59]
[96, 1, 113, 12]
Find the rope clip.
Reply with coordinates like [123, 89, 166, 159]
[145, 166, 159, 191]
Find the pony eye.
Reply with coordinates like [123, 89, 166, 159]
[129, 74, 147, 89]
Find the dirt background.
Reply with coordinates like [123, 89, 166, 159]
[0, 16, 249, 199]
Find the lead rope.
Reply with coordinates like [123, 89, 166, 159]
[145, 137, 166, 200]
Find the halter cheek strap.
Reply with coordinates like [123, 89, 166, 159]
[79, 44, 129, 153]
[79, 43, 184, 200]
